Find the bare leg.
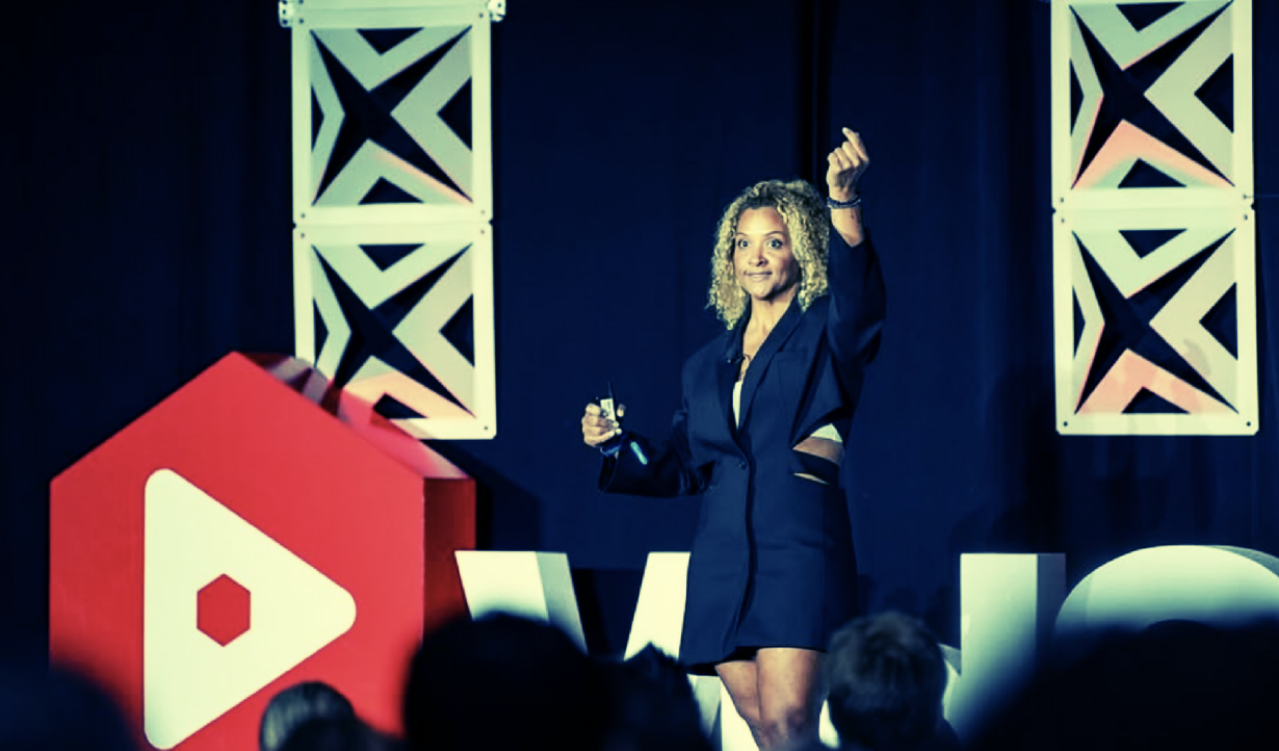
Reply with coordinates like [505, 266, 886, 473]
[716, 659, 765, 747]
[718, 649, 825, 751]
[755, 647, 825, 751]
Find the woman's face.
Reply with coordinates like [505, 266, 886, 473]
[732, 207, 799, 303]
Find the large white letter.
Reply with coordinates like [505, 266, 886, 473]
[453, 551, 587, 651]
[947, 554, 1066, 741]
[1056, 545, 1279, 638]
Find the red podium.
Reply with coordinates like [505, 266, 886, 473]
[50, 353, 475, 751]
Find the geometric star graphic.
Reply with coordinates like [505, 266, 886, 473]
[306, 26, 477, 209]
[1073, 4, 1232, 187]
[1063, 0, 1243, 197]
[314, 30, 469, 202]
[316, 249, 471, 414]
[301, 228, 491, 436]
[1048, 0, 1253, 434]
[1074, 230, 1233, 411]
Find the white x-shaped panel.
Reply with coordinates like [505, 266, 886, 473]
[293, 222, 497, 439]
[1051, 0, 1252, 210]
[1051, 0, 1254, 436]
[289, 3, 493, 225]
[287, 0, 499, 440]
[1053, 207, 1256, 435]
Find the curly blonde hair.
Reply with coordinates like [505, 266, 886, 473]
[707, 179, 831, 329]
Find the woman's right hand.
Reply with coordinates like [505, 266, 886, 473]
[581, 402, 624, 448]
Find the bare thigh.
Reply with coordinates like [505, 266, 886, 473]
[716, 658, 761, 727]
[755, 648, 826, 731]
[716, 649, 825, 732]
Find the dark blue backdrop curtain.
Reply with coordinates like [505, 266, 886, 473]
[1, 1, 293, 662]
[3, 0, 1276, 659]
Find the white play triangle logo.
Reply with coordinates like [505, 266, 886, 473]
[144, 469, 357, 750]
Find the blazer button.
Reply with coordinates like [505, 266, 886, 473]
[738, 461, 748, 470]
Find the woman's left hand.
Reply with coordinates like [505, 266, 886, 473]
[826, 127, 869, 202]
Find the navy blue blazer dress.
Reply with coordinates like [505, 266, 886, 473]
[599, 229, 886, 673]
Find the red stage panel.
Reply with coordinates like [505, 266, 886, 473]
[51, 353, 474, 751]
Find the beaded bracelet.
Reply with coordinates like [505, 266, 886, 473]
[826, 194, 863, 210]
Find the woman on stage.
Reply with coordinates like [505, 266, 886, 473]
[582, 128, 885, 751]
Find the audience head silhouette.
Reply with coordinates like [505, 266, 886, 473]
[598, 644, 710, 751]
[0, 663, 135, 751]
[260, 680, 356, 751]
[825, 611, 951, 751]
[970, 618, 1279, 751]
[402, 613, 608, 751]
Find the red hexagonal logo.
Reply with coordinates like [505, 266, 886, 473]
[197, 575, 251, 647]
[50, 353, 475, 751]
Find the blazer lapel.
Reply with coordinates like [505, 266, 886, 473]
[737, 300, 804, 430]
[718, 326, 745, 440]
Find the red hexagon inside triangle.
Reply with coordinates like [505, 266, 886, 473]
[197, 575, 251, 646]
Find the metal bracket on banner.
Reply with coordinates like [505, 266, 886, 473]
[280, 0, 503, 28]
